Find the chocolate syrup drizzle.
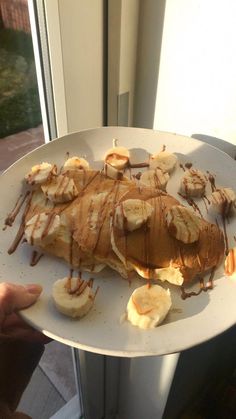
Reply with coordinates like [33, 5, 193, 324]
[7, 191, 33, 254]
[207, 171, 230, 255]
[30, 250, 44, 266]
[4, 191, 31, 229]
[4, 147, 224, 302]
[181, 268, 215, 300]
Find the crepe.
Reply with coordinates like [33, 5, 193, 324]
[24, 170, 106, 272]
[111, 186, 225, 282]
[71, 172, 135, 278]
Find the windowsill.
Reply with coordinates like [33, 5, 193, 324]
[0, 124, 45, 173]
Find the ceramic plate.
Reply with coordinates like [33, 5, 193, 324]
[0, 127, 236, 357]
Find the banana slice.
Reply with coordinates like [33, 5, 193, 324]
[63, 156, 90, 171]
[25, 162, 57, 185]
[52, 277, 95, 318]
[210, 187, 236, 215]
[104, 162, 124, 180]
[135, 264, 184, 286]
[180, 169, 207, 197]
[166, 205, 201, 243]
[41, 174, 79, 203]
[104, 143, 130, 170]
[127, 284, 172, 329]
[140, 168, 169, 190]
[25, 212, 60, 246]
[149, 150, 177, 173]
[114, 199, 154, 232]
[224, 248, 236, 279]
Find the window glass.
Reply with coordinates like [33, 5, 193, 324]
[0, 0, 44, 172]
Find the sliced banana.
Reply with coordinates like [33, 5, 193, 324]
[127, 284, 172, 329]
[104, 144, 130, 170]
[104, 162, 124, 180]
[224, 248, 236, 279]
[25, 162, 57, 185]
[210, 187, 236, 215]
[149, 150, 177, 173]
[114, 199, 154, 232]
[180, 169, 207, 197]
[135, 264, 184, 286]
[41, 174, 79, 203]
[52, 277, 95, 318]
[166, 205, 201, 243]
[63, 156, 90, 171]
[25, 212, 60, 246]
[140, 168, 169, 190]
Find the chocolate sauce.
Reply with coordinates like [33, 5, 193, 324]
[8, 192, 33, 254]
[181, 269, 215, 300]
[179, 164, 186, 172]
[30, 214, 40, 245]
[41, 213, 57, 241]
[128, 162, 149, 169]
[201, 195, 210, 213]
[93, 181, 120, 253]
[4, 191, 31, 228]
[221, 213, 229, 255]
[69, 232, 74, 266]
[27, 168, 40, 185]
[178, 192, 203, 218]
[133, 172, 142, 180]
[30, 250, 43, 266]
[207, 172, 217, 192]
[185, 162, 193, 169]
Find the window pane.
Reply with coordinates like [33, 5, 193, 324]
[0, 0, 44, 172]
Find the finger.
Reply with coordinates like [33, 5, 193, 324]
[2, 313, 51, 344]
[0, 282, 42, 322]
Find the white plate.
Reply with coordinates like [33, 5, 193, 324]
[0, 127, 236, 357]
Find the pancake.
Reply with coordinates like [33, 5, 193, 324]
[111, 186, 225, 283]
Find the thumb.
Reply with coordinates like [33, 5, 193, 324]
[0, 282, 42, 320]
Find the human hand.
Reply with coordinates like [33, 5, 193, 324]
[0, 282, 48, 343]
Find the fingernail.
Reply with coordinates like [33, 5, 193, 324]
[25, 284, 43, 295]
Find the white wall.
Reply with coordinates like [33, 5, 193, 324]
[154, 0, 236, 144]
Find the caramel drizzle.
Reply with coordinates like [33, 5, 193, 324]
[4, 191, 31, 229]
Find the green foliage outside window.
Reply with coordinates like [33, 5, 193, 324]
[0, 28, 42, 138]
